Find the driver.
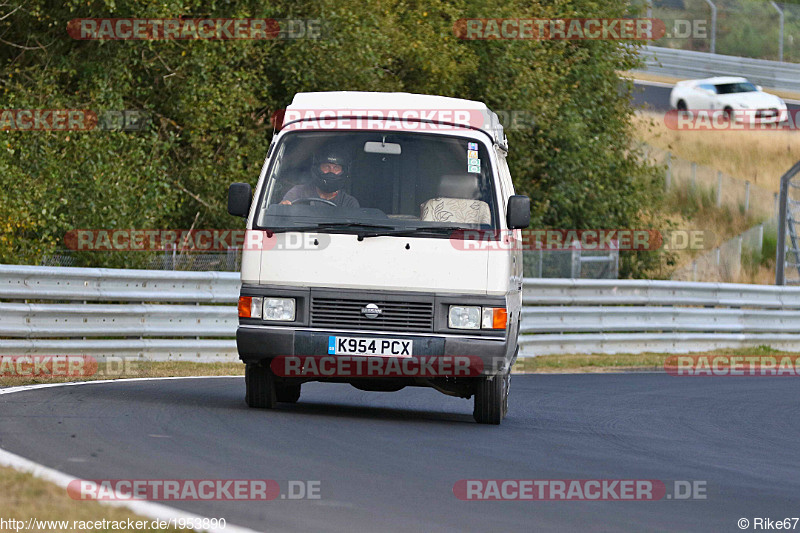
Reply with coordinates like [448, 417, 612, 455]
[280, 144, 360, 208]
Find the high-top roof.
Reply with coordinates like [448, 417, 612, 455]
[289, 91, 489, 111]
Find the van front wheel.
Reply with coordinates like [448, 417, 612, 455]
[473, 371, 509, 425]
[245, 364, 277, 409]
[276, 383, 301, 403]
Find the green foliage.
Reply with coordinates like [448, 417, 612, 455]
[1, 0, 662, 276]
[761, 225, 778, 267]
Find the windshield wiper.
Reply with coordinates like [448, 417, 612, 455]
[357, 226, 470, 239]
[266, 222, 397, 235]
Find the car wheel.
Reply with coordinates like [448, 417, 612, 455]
[473, 370, 509, 425]
[676, 100, 687, 111]
[723, 106, 734, 121]
[276, 383, 301, 403]
[245, 363, 277, 409]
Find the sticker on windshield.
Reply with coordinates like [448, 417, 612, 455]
[468, 156, 481, 174]
[468, 142, 478, 150]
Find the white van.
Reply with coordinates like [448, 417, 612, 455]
[227, 91, 529, 424]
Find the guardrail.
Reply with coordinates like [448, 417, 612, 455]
[4, 265, 800, 359]
[0, 265, 239, 361]
[521, 278, 800, 355]
[636, 46, 800, 93]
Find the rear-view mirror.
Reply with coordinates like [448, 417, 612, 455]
[364, 141, 402, 155]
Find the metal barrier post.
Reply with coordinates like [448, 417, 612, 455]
[775, 160, 800, 284]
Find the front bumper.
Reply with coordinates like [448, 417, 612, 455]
[236, 325, 510, 377]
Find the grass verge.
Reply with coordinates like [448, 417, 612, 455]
[514, 345, 792, 373]
[0, 467, 182, 532]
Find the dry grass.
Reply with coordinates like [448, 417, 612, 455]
[0, 467, 182, 532]
[633, 111, 799, 192]
[515, 345, 793, 373]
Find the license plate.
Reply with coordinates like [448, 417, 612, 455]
[328, 336, 412, 357]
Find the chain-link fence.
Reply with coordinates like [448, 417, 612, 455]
[38, 247, 242, 272]
[646, 145, 779, 220]
[523, 248, 619, 279]
[671, 219, 775, 281]
[632, 0, 800, 62]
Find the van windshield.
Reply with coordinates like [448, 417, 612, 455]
[254, 131, 498, 235]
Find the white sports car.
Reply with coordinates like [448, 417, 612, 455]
[669, 76, 788, 124]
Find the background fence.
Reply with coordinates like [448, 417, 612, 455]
[637, 46, 800, 91]
[4, 265, 800, 359]
[671, 218, 776, 281]
[40, 246, 242, 272]
[647, 145, 779, 220]
[522, 248, 619, 279]
[632, 0, 800, 64]
[644, 145, 779, 281]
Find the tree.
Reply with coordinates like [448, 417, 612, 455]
[0, 0, 662, 276]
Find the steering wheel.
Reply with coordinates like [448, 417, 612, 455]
[291, 197, 337, 207]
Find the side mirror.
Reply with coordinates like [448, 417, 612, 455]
[506, 195, 530, 229]
[227, 183, 252, 218]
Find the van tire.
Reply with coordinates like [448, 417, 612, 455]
[276, 383, 301, 403]
[245, 364, 277, 409]
[473, 371, 509, 425]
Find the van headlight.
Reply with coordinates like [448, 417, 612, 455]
[448, 306, 481, 329]
[262, 298, 296, 321]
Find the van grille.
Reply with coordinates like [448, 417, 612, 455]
[310, 296, 434, 333]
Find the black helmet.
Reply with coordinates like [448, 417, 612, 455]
[311, 144, 350, 193]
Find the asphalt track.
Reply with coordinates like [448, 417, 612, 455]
[1, 374, 799, 532]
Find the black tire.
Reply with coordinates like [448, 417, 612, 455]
[276, 383, 301, 403]
[676, 100, 687, 111]
[473, 371, 509, 425]
[245, 363, 277, 409]
[723, 106, 733, 121]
